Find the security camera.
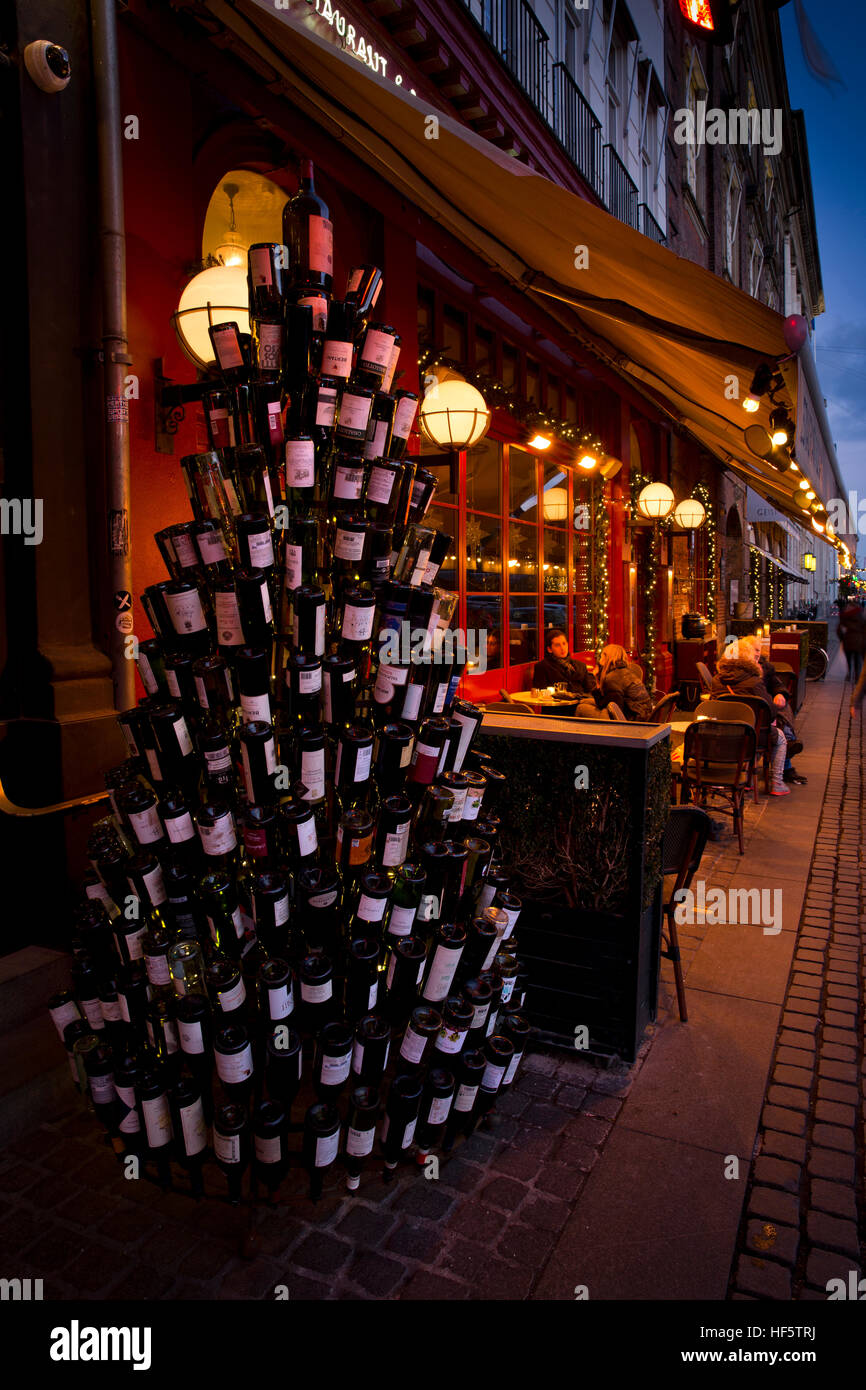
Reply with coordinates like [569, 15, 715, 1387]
[23, 40, 71, 94]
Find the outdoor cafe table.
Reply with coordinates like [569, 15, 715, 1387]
[511, 689, 581, 712]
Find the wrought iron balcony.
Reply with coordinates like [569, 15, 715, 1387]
[466, 0, 550, 122]
[552, 63, 603, 198]
[638, 202, 666, 246]
[604, 145, 639, 231]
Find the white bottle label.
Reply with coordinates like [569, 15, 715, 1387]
[166, 811, 195, 845]
[215, 590, 244, 646]
[247, 530, 275, 571]
[351, 1040, 365, 1075]
[454, 1083, 479, 1113]
[393, 395, 418, 438]
[142, 864, 167, 906]
[400, 1024, 428, 1064]
[255, 1133, 283, 1164]
[285, 438, 316, 486]
[165, 588, 207, 635]
[382, 823, 411, 869]
[174, 717, 193, 758]
[338, 394, 373, 437]
[431, 682, 448, 714]
[501, 907, 521, 938]
[400, 1118, 417, 1150]
[309, 890, 338, 909]
[250, 246, 274, 286]
[446, 789, 468, 822]
[333, 464, 366, 499]
[358, 893, 387, 922]
[273, 893, 290, 927]
[334, 527, 365, 561]
[179, 1018, 205, 1055]
[212, 325, 244, 369]
[172, 532, 198, 569]
[401, 683, 424, 721]
[346, 1125, 374, 1158]
[463, 790, 483, 821]
[500, 976, 517, 1003]
[266, 983, 293, 1020]
[387, 902, 416, 935]
[257, 321, 282, 371]
[240, 692, 271, 726]
[342, 602, 375, 642]
[315, 386, 338, 426]
[427, 1095, 453, 1127]
[129, 804, 163, 845]
[368, 980, 379, 1010]
[482, 1060, 507, 1091]
[315, 1130, 340, 1166]
[145, 952, 171, 987]
[296, 816, 318, 858]
[215, 1043, 254, 1084]
[115, 1081, 141, 1134]
[81, 998, 104, 1031]
[298, 665, 323, 694]
[165, 670, 181, 700]
[217, 977, 247, 1012]
[320, 1051, 352, 1085]
[180, 1098, 208, 1156]
[373, 662, 408, 702]
[364, 427, 391, 464]
[410, 549, 432, 587]
[504, 1049, 524, 1085]
[101, 997, 123, 1023]
[435, 1024, 466, 1055]
[198, 529, 228, 565]
[321, 339, 353, 378]
[89, 1072, 116, 1103]
[301, 979, 332, 1003]
[452, 710, 478, 773]
[214, 1130, 241, 1164]
[204, 745, 233, 773]
[142, 1093, 173, 1148]
[300, 748, 326, 801]
[284, 543, 303, 591]
[307, 214, 333, 274]
[422, 944, 461, 1002]
[359, 328, 395, 372]
[137, 652, 158, 695]
[199, 814, 237, 856]
[299, 293, 328, 332]
[471, 1002, 490, 1029]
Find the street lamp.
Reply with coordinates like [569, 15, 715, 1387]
[418, 376, 491, 450]
[636, 482, 675, 519]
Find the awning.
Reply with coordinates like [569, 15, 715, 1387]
[205, 0, 842, 545]
[750, 546, 808, 584]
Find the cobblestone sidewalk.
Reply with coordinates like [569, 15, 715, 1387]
[729, 686, 866, 1300]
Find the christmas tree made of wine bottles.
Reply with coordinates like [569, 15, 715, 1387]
[50, 163, 530, 1204]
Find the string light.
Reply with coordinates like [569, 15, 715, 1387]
[691, 483, 717, 613]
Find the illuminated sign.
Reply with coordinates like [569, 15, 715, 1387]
[303, 0, 417, 93]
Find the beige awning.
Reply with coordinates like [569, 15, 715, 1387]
[205, 0, 840, 545]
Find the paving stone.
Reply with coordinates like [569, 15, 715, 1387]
[588, 1069, 635, 1097]
[534, 1163, 586, 1200]
[807, 1148, 855, 1183]
[523, 1052, 560, 1076]
[555, 1085, 588, 1110]
[476, 1260, 535, 1300]
[437, 1158, 487, 1193]
[336, 1205, 397, 1247]
[814, 1100, 856, 1127]
[579, 1093, 622, 1120]
[217, 1260, 285, 1301]
[61, 1244, 130, 1294]
[824, 1010, 858, 1029]
[746, 1186, 800, 1228]
[24, 1230, 83, 1274]
[751, 1157, 800, 1194]
[16, 1173, 80, 1207]
[761, 1106, 806, 1137]
[746, 1220, 799, 1267]
[497, 1222, 557, 1266]
[554, 1140, 599, 1171]
[480, 1177, 529, 1212]
[810, 1180, 858, 1222]
[766, 1085, 810, 1112]
[386, 1219, 444, 1264]
[495, 1090, 531, 1118]
[819, 1059, 858, 1081]
[805, 1248, 861, 1292]
[817, 1079, 859, 1106]
[105, 1263, 178, 1301]
[772, 1065, 814, 1089]
[823, 1027, 858, 1048]
[486, 1116, 520, 1144]
[811, 1124, 855, 1153]
[136, 1224, 198, 1268]
[275, 1273, 331, 1300]
[400, 1270, 468, 1300]
[806, 1212, 860, 1260]
[520, 1194, 571, 1232]
[515, 1073, 559, 1100]
[734, 1255, 792, 1300]
[524, 1101, 568, 1130]
[347, 1251, 408, 1296]
[564, 1114, 612, 1147]
[777, 1032, 816, 1055]
[393, 1183, 455, 1221]
[490, 1147, 542, 1182]
[177, 1237, 237, 1281]
[781, 1013, 818, 1036]
[0, 1208, 42, 1254]
[291, 1233, 354, 1277]
[456, 1133, 498, 1164]
[761, 1131, 807, 1164]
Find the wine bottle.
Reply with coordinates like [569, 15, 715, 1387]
[442, 1048, 486, 1150]
[214, 1102, 251, 1204]
[145, 997, 182, 1078]
[396, 1004, 443, 1075]
[303, 1101, 341, 1201]
[201, 869, 245, 960]
[209, 321, 250, 384]
[253, 1100, 289, 1197]
[236, 647, 272, 726]
[298, 952, 336, 1034]
[137, 1066, 174, 1187]
[374, 795, 414, 875]
[434, 994, 474, 1060]
[381, 935, 427, 1024]
[350, 1012, 390, 1084]
[386, 390, 419, 461]
[344, 264, 382, 321]
[355, 323, 397, 391]
[384, 859, 424, 937]
[343, 1084, 380, 1191]
[414, 1067, 456, 1158]
[170, 1073, 208, 1196]
[84, 1043, 122, 1144]
[248, 242, 287, 318]
[320, 301, 355, 380]
[380, 1072, 423, 1176]
[113, 1053, 145, 1154]
[214, 1022, 255, 1106]
[250, 871, 291, 958]
[283, 158, 333, 293]
[257, 958, 295, 1030]
[207, 959, 248, 1022]
[265, 1025, 302, 1115]
[295, 864, 342, 956]
[472, 1034, 515, 1128]
[463, 976, 494, 1049]
[240, 803, 282, 870]
[421, 923, 466, 1004]
[335, 386, 374, 447]
[343, 936, 380, 1021]
[313, 1021, 354, 1100]
[239, 719, 277, 807]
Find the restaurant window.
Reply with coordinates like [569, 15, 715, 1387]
[724, 162, 742, 282]
[526, 358, 540, 404]
[475, 323, 495, 375]
[565, 386, 578, 422]
[502, 342, 520, 390]
[684, 47, 707, 213]
[442, 304, 467, 362]
[546, 373, 560, 414]
[465, 434, 501, 515]
[417, 286, 435, 351]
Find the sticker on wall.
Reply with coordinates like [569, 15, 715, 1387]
[114, 590, 132, 612]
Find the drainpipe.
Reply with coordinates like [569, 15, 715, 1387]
[90, 0, 135, 711]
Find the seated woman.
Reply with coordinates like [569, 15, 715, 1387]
[710, 635, 798, 795]
[598, 645, 654, 721]
[533, 628, 596, 697]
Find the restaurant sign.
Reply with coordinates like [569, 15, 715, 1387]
[280, 0, 418, 92]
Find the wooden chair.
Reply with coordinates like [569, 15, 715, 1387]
[499, 688, 516, 703]
[714, 693, 773, 800]
[680, 720, 756, 854]
[661, 806, 713, 1022]
[650, 690, 681, 724]
[484, 700, 530, 714]
[606, 702, 627, 721]
[700, 699, 755, 725]
[696, 661, 715, 694]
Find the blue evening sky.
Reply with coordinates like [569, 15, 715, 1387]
[779, 0, 866, 562]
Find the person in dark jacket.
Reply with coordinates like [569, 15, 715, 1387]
[837, 601, 866, 682]
[533, 629, 597, 697]
[598, 645, 654, 721]
[710, 637, 795, 794]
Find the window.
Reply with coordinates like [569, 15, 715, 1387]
[748, 232, 764, 299]
[763, 157, 775, 212]
[684, 46, 707, 212]
[417, 286, 435, 351]
[526, 358, 540, 404]
[724, 162, 742, 281]
[501, 342, 519, 390]
[474, 323, 495, 374]
[442, 304, 467, 362]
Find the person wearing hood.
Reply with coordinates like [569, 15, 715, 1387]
[710, 636, 794, 796]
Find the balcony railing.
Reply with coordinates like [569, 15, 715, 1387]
[638, 202, 666, 246]
[480, 0, 550, 121]
[603, 144, 639, 231]
[552, 63, 603, 198]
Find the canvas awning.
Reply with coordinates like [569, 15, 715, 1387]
[750, 546, 808, 584]
[205, 0, 842, 546]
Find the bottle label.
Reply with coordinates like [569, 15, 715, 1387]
[145, 952, 171, 987]
[382, 342, 400, 394]
[115, 1081, 141, 1134]
[301, 979, 332, 1004]
[504, 1049, 524, 1085]
[255, 1132, 283, 1164]
[364, 425, 391, 463]
[180, 1098, 208, 1156]
[266, 404, 284, 448]
[101, 997, 123, 1023]
[333, 463, 366, 499]
[204, 744, 233, 774]
[342, 601, 375, 642]
[314, 1129, 340, 1167]
[500, 976, 517, 1003]
[295, 816, 318, 858]
[173, 717, 193, 758]
[146, 746, 164, 782]
[198, 528, 228, 565]
[199, 813, 237, 857]
[399, 1024, 428, 1064]
[298, 665, 323, 695]
[387, 901, 416, 935]
[142, 1093, 173, 1148]
[266, 982, 293, 1020]
[421, 558, 441, 586]
[463, 789, 483, 821]
[334, 527, 365, 561]
[382, 824, 411, 869]
[422, 944, 461, 1003]
[137, 651, 158, 695]
[257, 320, 282, 372]
[214, 1130, 241, 1164]
[321, 339, 353, 378]
[273, 893, 290, 927]
[215, 590, 244, 646]
[431, 682, 448, 715]
[89, 1071, 116, 1103]
[215, 1042, 254, 1084]
[485, 1009, 499, 1039]
[409, 548, 432, 587]
[300, 748, 326, 801]
[359, 327, 395, 374]
[315, 605, 326, 655]
[446, 788, 468, 822]
[409, 741, 440, 785]
[435, 1024, 466, 1055]
[212, 324, 244, 369]
[401, 683, 424, 721]
[368, 979, 379, 1010]
[120, 924, 147, 961]
[217, 977, 246, 1011]
[351, 1039, 365, 1075]
[308, 889, 338, 909]
[337, 395, 373, 440]
[315, 385, 338, 426]
[346, 1125, 374, 1158]
[400, 1118, 417, 1150]
[285, 438, 315, 486]
[240, 692, 271, 726]
[129, 804, 163, 845]
[452, 709, 478, 773]
[393, 395, 418, 439]
[358, 893, 387, 923]
[284, 543, 303, 591]
[299, 293, 328, 332]
[319, 1050, 351, 1085]
[482, 1060, 507, 1092]
[249, 246, 273, 287]
[247, 530, 275, 570]
[244, 825, 269, 859]
[81, 998, 105, 1031]
[307, 214, 334, 275]
[373, 662, 408, 702]
[366, 464, 395, 506]
[172, 532, 198, 569]
[454, 1083, 479, 1114]
[165, 588, 207, 635]
[166, 811, 195, 845]
[208, 408, 232, 450]
[500, 907, 521, 938]
[118, 993, 131, 1024]
[471, 1002, 491, 1030]
[179, 1018, 205, 1055]
[427, 1095, 453, 1127]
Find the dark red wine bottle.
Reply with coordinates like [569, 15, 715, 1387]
[283, 159, 333, 293]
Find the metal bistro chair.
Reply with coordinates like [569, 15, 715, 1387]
[484, 701, 530, 714]
[714, 693, 773, 800]
[696, 661, 715, 695]
[650, 690, 682, 724]
[606, 702, 627, 722]
[680, 720, 756, 854]
[661, 806, 713, 1022]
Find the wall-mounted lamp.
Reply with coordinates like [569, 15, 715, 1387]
[419, 376, 491, 450]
